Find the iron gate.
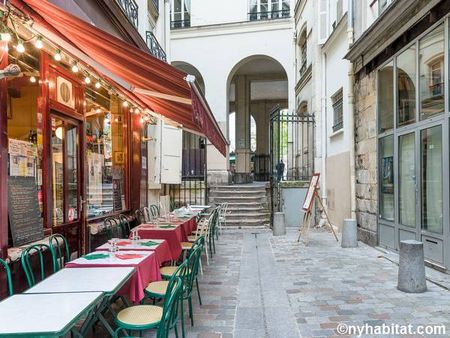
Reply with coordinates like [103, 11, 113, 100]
[269, 106, 315, 216]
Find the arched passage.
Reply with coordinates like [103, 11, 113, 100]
[227, 55, 288, 183]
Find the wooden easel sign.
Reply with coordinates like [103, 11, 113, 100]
[298, 173, 339, 244]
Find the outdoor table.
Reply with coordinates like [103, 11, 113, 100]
[95, 239, 172, 263]
[135, 223, 186, 260]
[189, 205, 211, 212]
[24, 267, 134, 336]
[0, 292, 102, 337]
[169, 215, 197, 237]
[66, 251, 161, 304]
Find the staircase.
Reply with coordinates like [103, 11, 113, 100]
[208, 183, 270, 228]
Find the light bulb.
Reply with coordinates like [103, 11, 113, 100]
[84, 76, 91, 84]
[30, 76, 36, 83]
[0, 33, 11, 42]
[16, 42, 25, 53]
[54, 49, 62, 61]
[139, 117, 144, 124]
[35, 36, 43, 49]
[122, 101, 129, 107]
[95, 81, 101, 89]
[71, 63, 79, 73]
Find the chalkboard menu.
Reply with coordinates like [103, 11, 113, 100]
[8, 176, 44, 247]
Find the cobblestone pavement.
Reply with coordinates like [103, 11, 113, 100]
[120, 228, 450, 337]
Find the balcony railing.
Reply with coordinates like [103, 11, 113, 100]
[248, 9, 290, 21]
[171, 19, 191, 29]
[146, 31, 167, 62]
[117, 0, 139, 28]
[152, 0, 159, 14]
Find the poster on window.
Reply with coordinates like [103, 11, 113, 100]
[88, 152, 104, 206]
[9, 139, 37, 177]
[381, 156, 394, 194]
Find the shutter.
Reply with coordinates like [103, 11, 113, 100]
[160, 122, 182, 184]
[318, 0, 329, 44]
[147, 121, 161, 186]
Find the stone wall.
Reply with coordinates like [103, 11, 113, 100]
[354, 70, 378, 246]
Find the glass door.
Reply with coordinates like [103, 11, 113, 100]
[50, 113, 82, 227]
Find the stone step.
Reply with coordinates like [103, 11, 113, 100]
[226, 206, 266, 212]
[212, 196, 266, 201]
[224, 218, 270, 226]
[210, 190, 267, 195]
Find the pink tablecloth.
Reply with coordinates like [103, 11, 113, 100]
[169, 216, 197, 238]
[66, 251, 161, 303]
[135, 224, 185, 260]
[95, 239, 172, 263]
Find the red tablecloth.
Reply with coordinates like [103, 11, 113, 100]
[169, 216, 197, 238]
[66, 251, 161, 303]
[95, 239, 172, 263]
[135, 224, 185, 260]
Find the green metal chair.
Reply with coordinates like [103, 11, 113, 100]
[0, 258, 13, 296]
[118, 214, 131, 238]
[49, 234, 70, 271]
[149, 204, 160, 218]
[114, 276, 183, 338]
[21, 244, 55, 288]
[104, 217, 121, 239]
[135, 209, 146, 225]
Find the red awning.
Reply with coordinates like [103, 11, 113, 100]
[11, 0, 227, 156]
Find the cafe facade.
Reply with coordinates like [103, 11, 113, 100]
[347, 0, 450, 271]
[0, 0, 226, 294]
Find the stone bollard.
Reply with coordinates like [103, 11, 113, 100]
[397, 240, 427, 293]
[341, 219, 358, 248]
[273, 212, 286, 236]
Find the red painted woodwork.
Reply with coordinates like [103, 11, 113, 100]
[0, 41, 8, 259]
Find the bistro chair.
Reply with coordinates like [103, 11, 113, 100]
[170, 199, 177, 212]
[0, 258, 13, 296]
[104, 217, 121, 239]
[49, 234, 70, 271]
[21, 243, 55, 288]
[118, 214, 131, 238]
[114, 276, 183, 338]
[218, 202, 229, 237]
[135, 209, 146, 225]
[142, 207, 152, 223]
[149, 204, 160, 218]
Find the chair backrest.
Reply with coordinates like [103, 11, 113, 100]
[21, 244, 54, 288]
[49, 234, 70, 271]
[104, 217, 121, 239]
[142, 207, 151, 222]
[149, 204, 160, 218]
[118, 214, 131, 238]
[208, 208, 220, 236]
[157, 276, 183, 338]
[0, 258, 13, 297]
[184, 246, 202, 298]
[134, 209, 145, 225]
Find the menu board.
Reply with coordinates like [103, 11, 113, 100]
[9, 139, 37, 177]
[8, 176, 44, 247]
[302, 173, 320, 212]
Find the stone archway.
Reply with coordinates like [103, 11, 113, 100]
[227, 55, 288, 183]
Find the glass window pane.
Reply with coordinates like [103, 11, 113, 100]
[378, 62, 394, 132]
[66, 124, 78, 222]
[398, 133, 416, 227]
[421, 125, 443, 233]
[419, 24, 444, 119]
[397, 46, 416, 126]
[379, 135, 394, 221]
[86, 94, 126, 218]
[51, 117, 64, 225]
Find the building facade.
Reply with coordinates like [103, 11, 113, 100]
[347, 0, 450, 270]
[170, 0, 295, 185]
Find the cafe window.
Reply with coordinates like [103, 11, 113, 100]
[419, 24, 444, 119]
[7, 48, 43, 221]
[85, 89, 127, 218]
[378, 61, 394, 132]
[397, 45, 416, 127]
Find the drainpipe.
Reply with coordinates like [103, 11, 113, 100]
[347, 0, 357, 219]
[321, 51, 328, 211]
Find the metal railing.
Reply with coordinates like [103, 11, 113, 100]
[117, 0, 139, 28]
[146, 31, 167, 62]
[152, 0, 159, 14]
[171, 19, 191, 29]
[248, 9, 290, 21]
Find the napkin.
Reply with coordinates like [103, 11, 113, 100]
[117, 241, 132, 246]
[139, 241, 159, 247]
[159, 225, 176, 229]
[83, 253, 109, 260]
[116, 253, 144, 260]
